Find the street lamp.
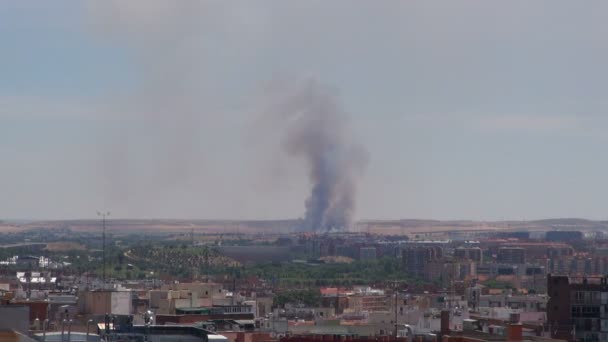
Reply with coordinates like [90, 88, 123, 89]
[144, 310, 154, 342]
[61, 319, 66, 342]
[67, 319, 73, 342]
[86, 319, 93, 342]
[42, 319, 49, 342]
[97, 211, 110, 285]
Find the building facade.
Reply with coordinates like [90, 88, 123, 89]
[402, 247, 443, 278]
[454, 247, 483, 263]
[497, 247, 525, 264]
[547, 274, 608, 341]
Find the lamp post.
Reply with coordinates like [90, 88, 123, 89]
[61, 319, 66, 342]
[97, 211, 110, 286]
[42, 319, 49, 342]
[86, 319, 93, 342]
[67, 319, 72, 342]
[144, 310, 154, 342]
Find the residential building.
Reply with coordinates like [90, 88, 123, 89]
[77, 290, 133, 315]
[497, 247, 525, 264]
[454, 247, 483, 263]
[348, 294, 389, 312]
[402, 247, 443, 278]
[424, 260, 476, 286]
[547, 274, 608, 341]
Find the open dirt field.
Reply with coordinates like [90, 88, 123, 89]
[0, 224, 26, 233]
[45, 242, 87, 252]
[7, 218, 606, 236]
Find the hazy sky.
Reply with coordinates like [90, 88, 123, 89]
[2, 1, 608, 221]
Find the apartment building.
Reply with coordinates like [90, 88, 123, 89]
[547, 275, 608, 341]
[402, 246, 443, 278]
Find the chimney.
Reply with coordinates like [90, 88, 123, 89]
[507, 313, 523, 341]
[440, 310, 450, 336]
[507, 324, 523, 341]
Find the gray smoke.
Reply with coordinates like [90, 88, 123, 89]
[271, 79, 368, 232]
[89, 3, 368, 223]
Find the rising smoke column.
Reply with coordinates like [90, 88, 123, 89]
[272, 79, 368, 232]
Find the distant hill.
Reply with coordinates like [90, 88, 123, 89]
[8, 217, 608, 235]
[529, 218, 593, 225]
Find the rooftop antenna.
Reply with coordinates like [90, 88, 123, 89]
[190, 227, 197, 281]
[97, 211, 110, 286]
[232, 262, 237, 306]
[203, 245, 211, 283]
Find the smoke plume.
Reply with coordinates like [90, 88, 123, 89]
[269, 79, 368, 232]
[89, 2, 368, 222]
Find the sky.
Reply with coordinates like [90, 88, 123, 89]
[2, 1, 608, 221]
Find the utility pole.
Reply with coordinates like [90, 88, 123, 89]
[394, 284, 398, 337]
[232, 268, 236, 306]
[390, 280, 403, 338]
[190, 228, 196, 281]
[389, 280, 408, 338]
[203, 246, 210, 283]
[98, 211, 110, 286]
